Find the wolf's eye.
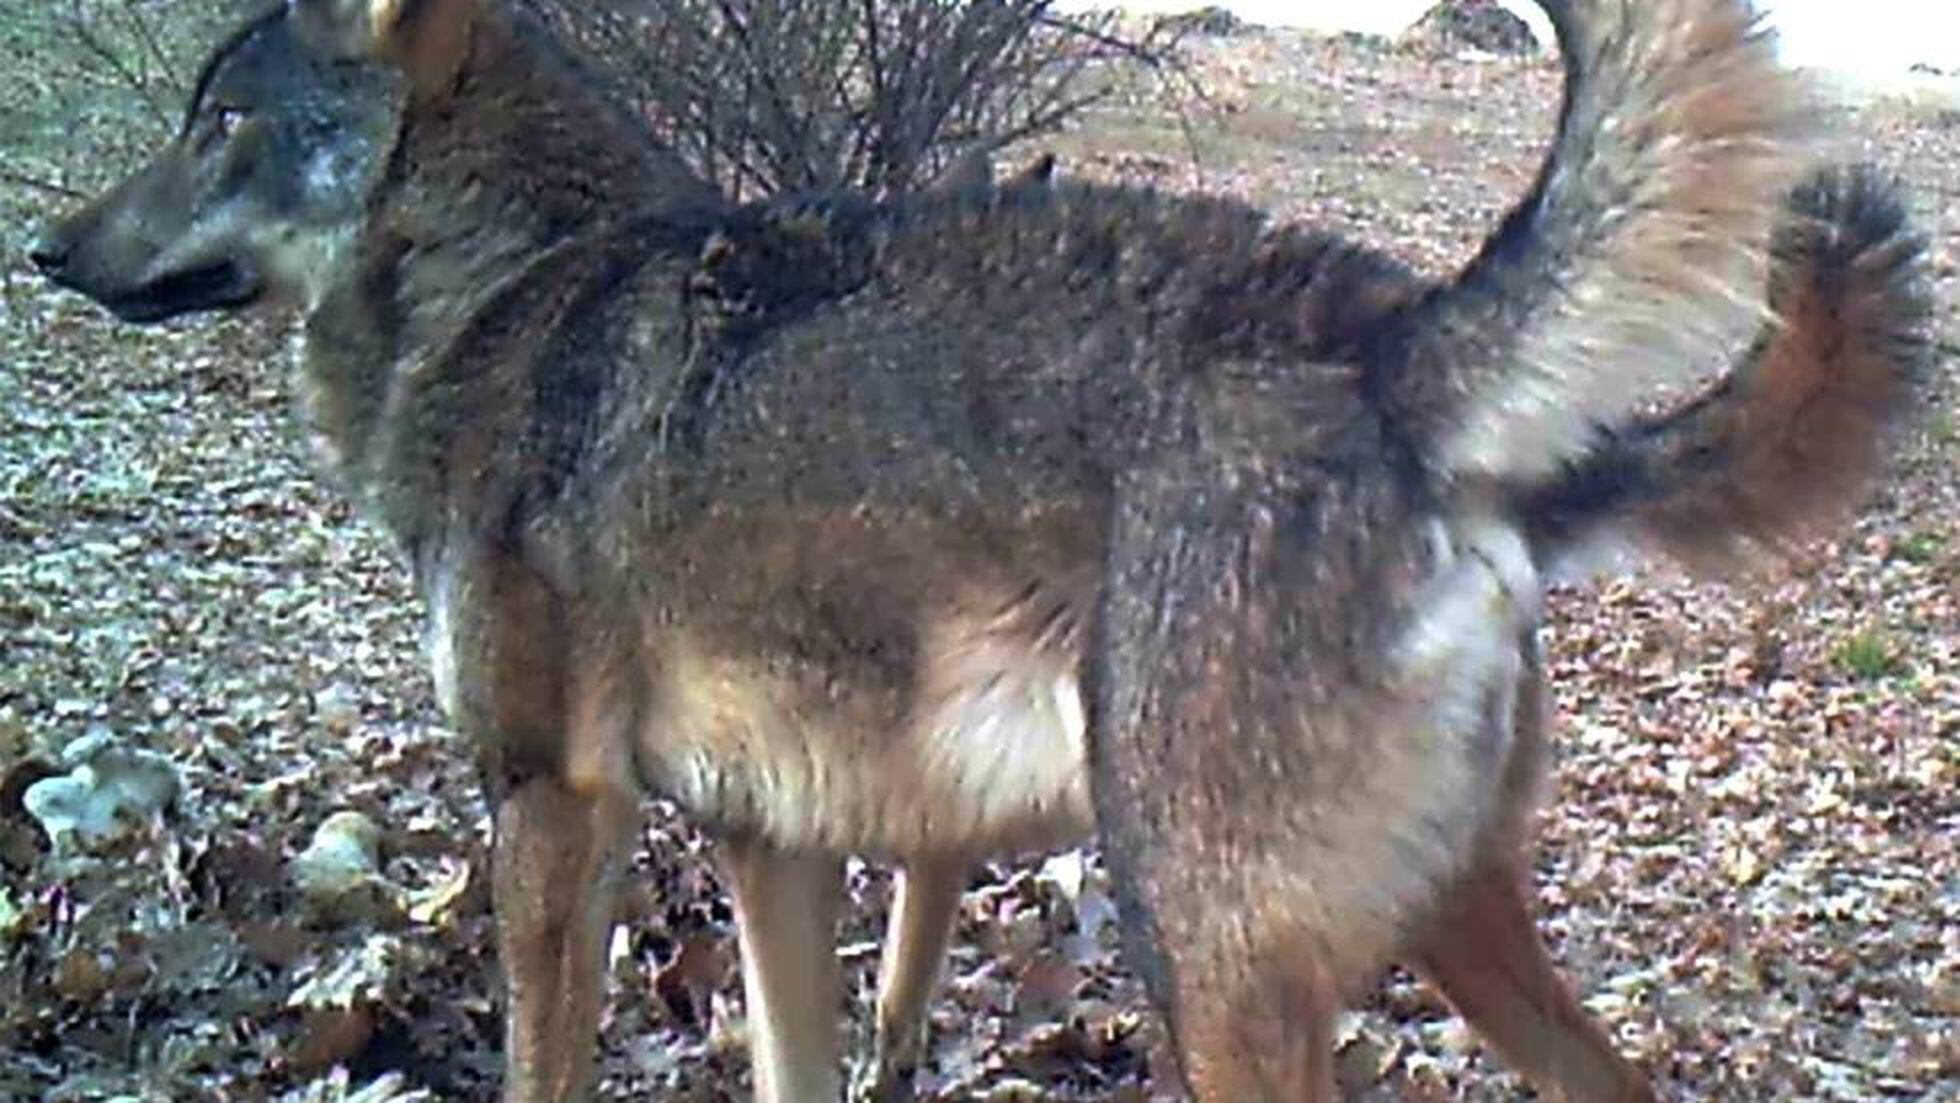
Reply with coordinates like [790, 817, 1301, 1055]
[213, 106, 249, 137]
[193, 105, 249, 153]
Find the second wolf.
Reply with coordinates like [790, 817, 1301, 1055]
[32, 0, 1926, 1100]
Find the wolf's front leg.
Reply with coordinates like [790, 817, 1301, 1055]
[721, 838, 846, 1103]
[493, 774, 637, 1103]
[852, 857, 968, 1103]
[430, 549, 639, 1102]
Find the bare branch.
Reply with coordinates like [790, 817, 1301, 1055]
[523, 0, 1189, 199]
[61, 0, 171, 131]
[0, 167, 90, 201]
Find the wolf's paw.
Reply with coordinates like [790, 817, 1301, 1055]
[847, 1055, 917, 1103]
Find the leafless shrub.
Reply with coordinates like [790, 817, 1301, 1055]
[522, 0, 1185, 199]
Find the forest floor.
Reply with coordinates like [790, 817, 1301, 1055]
[0, 15, 1955, 1103]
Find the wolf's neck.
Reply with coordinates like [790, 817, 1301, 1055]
[373, 8, 705, 340]
[297, 8, 719, 543]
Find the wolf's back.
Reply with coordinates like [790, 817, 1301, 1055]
[1381, 0, 1813, 484]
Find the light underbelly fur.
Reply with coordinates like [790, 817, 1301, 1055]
[640, 618, 1094, 860]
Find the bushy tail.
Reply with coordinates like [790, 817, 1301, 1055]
[1381, 0, 1814, 482]
[1522, 164, 1930, 574]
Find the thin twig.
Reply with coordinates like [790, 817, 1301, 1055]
[63, 0, 171, 130]
[0, 167, 89, 201]
[117, 0, 179, 97]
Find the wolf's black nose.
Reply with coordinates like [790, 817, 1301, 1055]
[28, 238, 69, 277]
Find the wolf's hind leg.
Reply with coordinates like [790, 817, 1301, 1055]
[1160, 938, 1342, 1101]
[722, 839, 846, 1103]
[1089, 481, 1473, 1102]
[492, 775, 637, 1103]
[1411, 850, 1656, 1103]
[853, 856, 968, 1102]
[1408, 664, 1655, 1103]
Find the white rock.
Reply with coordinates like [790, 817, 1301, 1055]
[292, 810, 384, 903]
[21, 734, 180, 847]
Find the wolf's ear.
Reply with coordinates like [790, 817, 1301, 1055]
[291, 0, 475, 96]
[367, 0, 476, 95]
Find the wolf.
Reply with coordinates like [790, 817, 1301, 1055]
[31, 0, 1924, 1100]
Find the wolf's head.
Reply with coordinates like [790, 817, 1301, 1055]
[31, 5, 401, 322]
[36, 0, 720, 325]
